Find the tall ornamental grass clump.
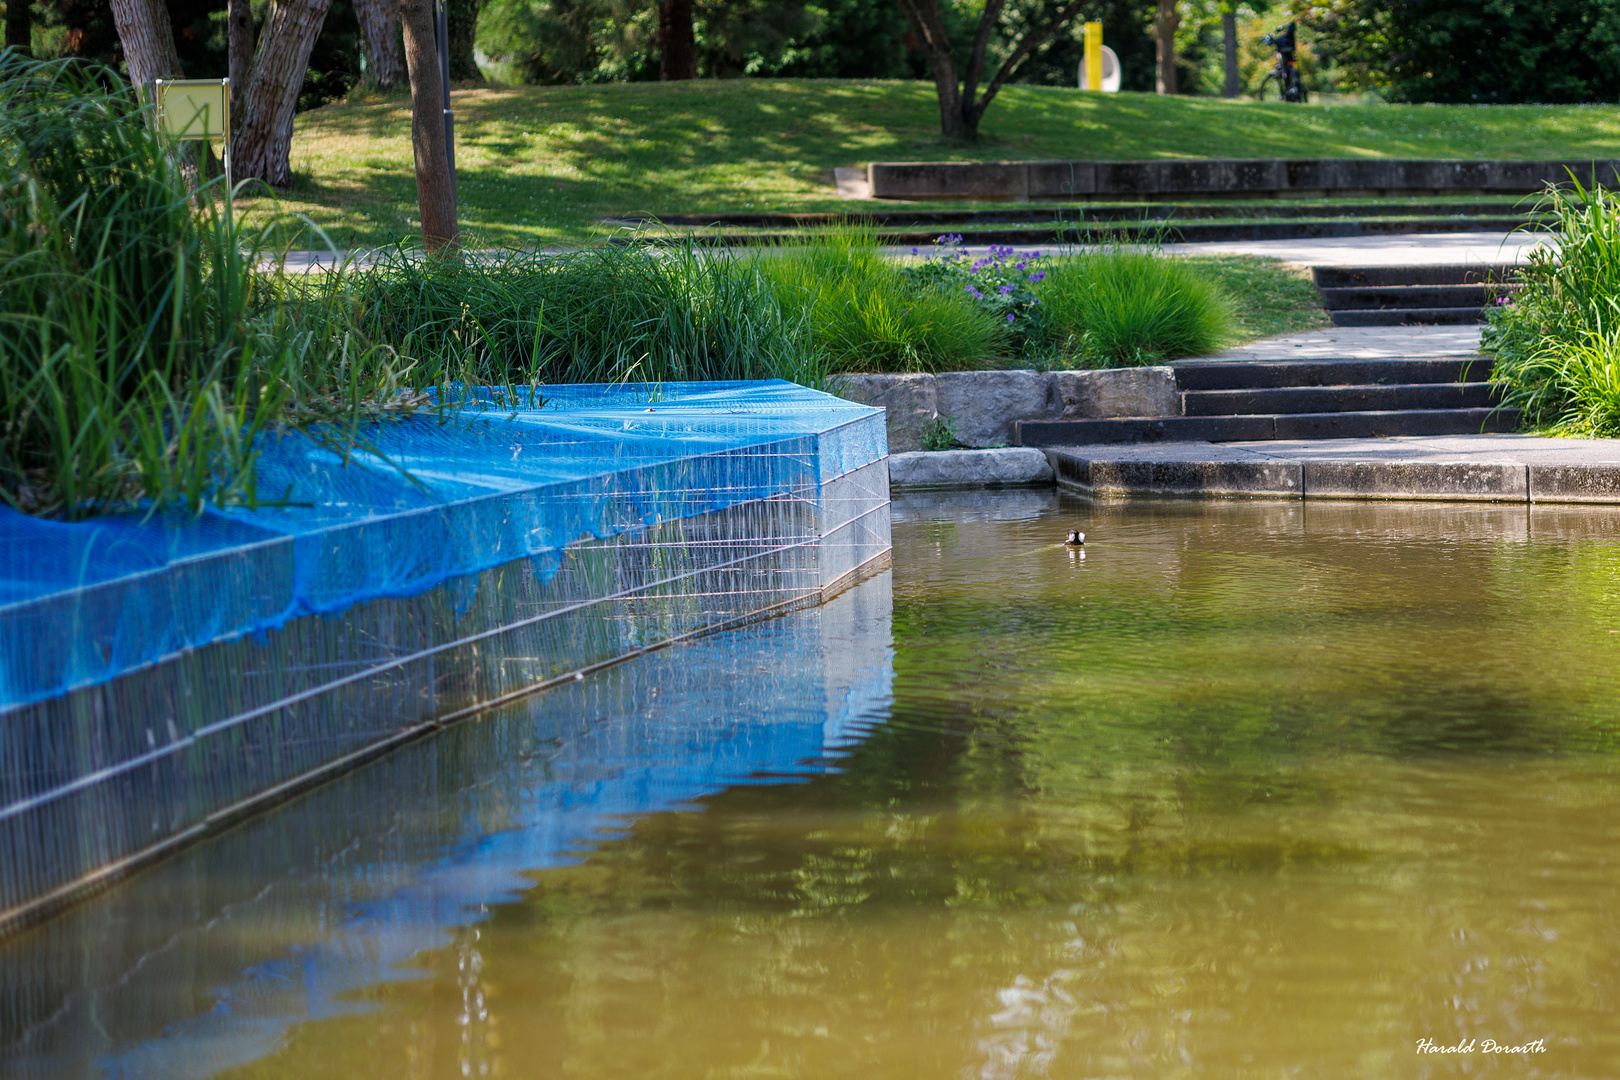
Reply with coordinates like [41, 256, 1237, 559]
[1485, 182, 1620, 435]
[1035, 248, 1232, 367]
[758, 229, 1005, 373]
[0, 52, 409, 519]
[347, 240, 825, 389]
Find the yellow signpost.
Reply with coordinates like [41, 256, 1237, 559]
[1084, 22, 1104, 93]
[153, 78, 232, 204]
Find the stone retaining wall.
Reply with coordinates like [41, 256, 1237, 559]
[834, 367, 1178, 451]
[868, 158, 1620, 201]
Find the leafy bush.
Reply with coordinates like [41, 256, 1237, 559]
[1484, 182, 1620, 435]
[1035, 248, 1232, 367]
[759, 229, 1005, 373]
[0, 53, 409, 520]
[903, 236, 1049, 350]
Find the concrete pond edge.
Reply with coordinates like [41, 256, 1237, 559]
[888, 446, 1620, 504]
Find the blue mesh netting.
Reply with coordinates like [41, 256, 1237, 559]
[0, 381, 884, 712]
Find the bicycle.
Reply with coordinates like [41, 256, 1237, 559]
[1256, 21, 1307, 103]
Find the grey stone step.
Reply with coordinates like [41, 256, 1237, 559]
[1171, 357, 1491, 390]
[1313, 264, 1516, 288]
[1329, 307, 1485, 327]
[1016, 408, 1521, 445]
[1183, 382, 1500, 416]
[1319, 284, 1489, 310]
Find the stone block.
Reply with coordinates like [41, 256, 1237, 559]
[935, 369, 1051, 448]
[831, 373, 938, 453]
[1044, 451, 1302, 497]
[869, 162, 1027, 200]
[1095, 161, 1162, 195]
[1028, 161, 1097, 198]
[1050, 366, 1179, 419]
[889, 448, 1054, 489]
[1302, 461, 1528, 501]
[1528, 463, 1620, 503]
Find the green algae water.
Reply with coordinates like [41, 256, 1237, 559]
[8, 491, 1620, 1078]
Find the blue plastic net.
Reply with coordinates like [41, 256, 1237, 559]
[0, 381, 884, 712]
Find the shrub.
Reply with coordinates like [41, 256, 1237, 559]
[1035, 248, 1232, 367]
[1484, 182, 1620, 435]
[758, 229, 1006, 373]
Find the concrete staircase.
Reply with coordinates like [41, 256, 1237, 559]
[1315, 265, 1514, 326]
[1015, 356, 1518, 445]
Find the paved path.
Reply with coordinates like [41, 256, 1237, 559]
[1160, 230, 1554, 266]
[1186, 325, 1483, 361]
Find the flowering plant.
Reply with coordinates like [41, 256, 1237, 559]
[902, 235, 1049, 352]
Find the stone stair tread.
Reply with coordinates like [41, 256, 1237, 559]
[1312, 264, 1517, 288]
[1171, 357, 1491, 390]
[1016, 408, 1521, 446]
[1329, 308, 1485, 327]
[1183, 382, 1500, 416]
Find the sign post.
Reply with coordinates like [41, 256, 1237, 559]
[1084, 23, 1104, 93]
[153, 78, 232, 212]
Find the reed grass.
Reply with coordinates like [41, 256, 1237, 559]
[1485, 181, 1620, 435]
[0, 51, 413, 520]
[1035, 248, 1233, 367]
[345, 239, 825, 390]
[755, 230, 1005, 373]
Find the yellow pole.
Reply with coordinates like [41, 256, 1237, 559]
[1084, 22, 1104, 91]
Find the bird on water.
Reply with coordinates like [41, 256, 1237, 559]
[1064, 530, 1085, 547]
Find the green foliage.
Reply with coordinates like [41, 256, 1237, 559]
[477, 0, 913, 84]
[1484, 182, 1620, 436]
[903, 236, 1049, 353]
[1036, 248, 1233, 366]
[758, 229, 1006, 373]
[0, 52, 410, 519]
[1298, 0, 1620, 104]
[349, 238, 826, 386]
[919, 415, 958, 451]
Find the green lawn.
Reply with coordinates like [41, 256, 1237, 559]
[254, 79, 1620, 248]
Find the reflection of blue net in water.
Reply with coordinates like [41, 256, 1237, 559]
[0, 381, 889, 929]
[0, 574, 895, 1079]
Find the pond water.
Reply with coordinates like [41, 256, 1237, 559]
[5, 491, 1620, 1079]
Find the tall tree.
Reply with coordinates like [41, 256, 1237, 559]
[400, 0, 458, 250]
[107, 0, 181, 90]
[1153, 0, 1176, 94]
[234, 0, 333, 187]
[658, 0, 696, 79]
[354, 0, 405, 88]
[895, 0, 1087, 141]
[5, 0, 31, 55]
[446, 0, 482, 81]
[228, 0, 255, 124]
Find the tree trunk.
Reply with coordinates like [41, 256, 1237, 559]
[228, 0, 255, 127]
[658, 0, 696, 80]
[1221, 12, 1238, 98]
[5, 0, 31, 55]
[446, 0, 481, 82]
[234, 0, 332, 188]
[1155, 0, 1179, 95]
[353, 0, 405, 89]
[400, 0, 458, 251]
[108, 0, 181, 92]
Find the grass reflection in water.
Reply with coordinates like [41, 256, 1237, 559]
[225, 493, 1620, 1080]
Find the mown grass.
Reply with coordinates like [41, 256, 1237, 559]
[253, 79, 1620, 248]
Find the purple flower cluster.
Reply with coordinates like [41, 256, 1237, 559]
[903, 233, 1051, 340]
